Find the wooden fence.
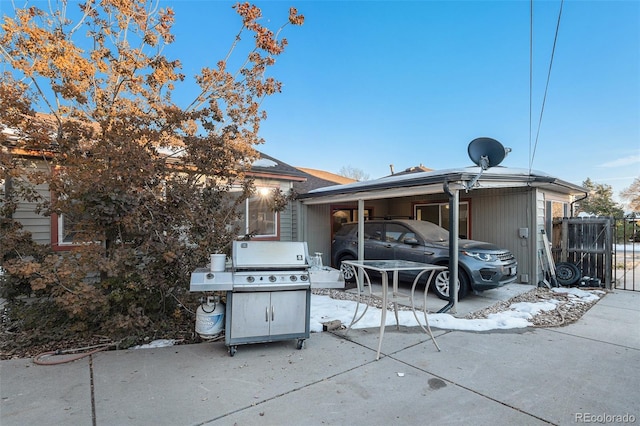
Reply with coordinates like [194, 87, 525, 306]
[551, 217, 613, 289]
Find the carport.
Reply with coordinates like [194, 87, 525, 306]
[295, 166, 587, 312]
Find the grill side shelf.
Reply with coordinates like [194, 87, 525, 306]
[190, 269, 233, 291]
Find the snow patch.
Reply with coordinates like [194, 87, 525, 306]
[252, 158, 278, 167]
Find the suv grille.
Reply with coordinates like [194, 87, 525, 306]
[497, 252, 515, 262]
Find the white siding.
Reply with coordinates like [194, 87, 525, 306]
[534, 189, 547, 284]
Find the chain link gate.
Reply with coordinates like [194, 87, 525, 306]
[613, 215, 639, 291]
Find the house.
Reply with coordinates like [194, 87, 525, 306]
[295, 166, 588, 287]
[3, 119, 589, 288]
[0, 138, 354, 248]
[0, 140, 309, 247]
[229, 154, 357, 242]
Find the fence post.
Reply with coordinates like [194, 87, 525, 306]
[604, 218, 613, 289]
[561, 218, 569, 262]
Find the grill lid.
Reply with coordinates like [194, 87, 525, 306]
[232, 241, 308, 270]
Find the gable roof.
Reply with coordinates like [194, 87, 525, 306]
[296, 167, 356, 185]
[250, 151, 307, 181]
[293, 167, 356, 194]
[2, 118, 307, 183]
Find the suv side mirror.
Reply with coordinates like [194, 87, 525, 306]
[404, 237, 419, 246]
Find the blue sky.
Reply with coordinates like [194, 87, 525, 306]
[166, 0, 639, 205]
[4, 1, 637, 204]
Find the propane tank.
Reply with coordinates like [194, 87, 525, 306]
[195, 296, 225, 339]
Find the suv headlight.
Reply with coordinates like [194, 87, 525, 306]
[462, 251, 498, 262]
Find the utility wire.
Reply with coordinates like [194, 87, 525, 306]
[529, 0, 564, 172]
[529, 0, 534, 172]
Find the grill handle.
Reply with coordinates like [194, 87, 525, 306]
[265, 306, 269, 322]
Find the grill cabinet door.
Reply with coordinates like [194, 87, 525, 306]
[229, 290, 307, 339]
[269, 290, 307, 336]
[229, 292, 271, 338]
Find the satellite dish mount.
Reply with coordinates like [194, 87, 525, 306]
[439, 137, 512, 314]
[465, 137, 511, 190]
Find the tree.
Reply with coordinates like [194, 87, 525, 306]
[0, 1, 303, 340]
[575, 178, 625, 218]
[338, 165, 370, 181]
[620, 177, 640, 213]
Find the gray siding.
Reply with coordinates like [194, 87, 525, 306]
[278, 204, 293, 241]
[393, 188, 539, 284]
[9, 170, 298, 247]
[277, 181, 294, 241]
[13, 206, 51, 244]
[467, 188, 533, 284]
[304, 204, 332, 262]
[297, 175, 582, 288]
[533, 188, 573, 285]
[12, 162, 51, 245]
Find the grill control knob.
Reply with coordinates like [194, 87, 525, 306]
[246, 276, 255, 283]
[300, 275, 309, 281]
[269, 275, 277, 282]
[290, 275, 298, 281]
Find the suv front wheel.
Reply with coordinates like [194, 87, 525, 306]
[430, 268, 470, 301]
[337, 254, 356, 282]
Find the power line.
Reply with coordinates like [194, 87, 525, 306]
[529, 0, 534, 171]
[529, 0, 565, 172]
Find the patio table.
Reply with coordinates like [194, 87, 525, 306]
[342, 259, 446, 360]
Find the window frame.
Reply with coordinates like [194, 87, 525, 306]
[413, 200, 470, 238]
[235, 186, 280, 240]
[51, 212, 81, 251]
[331, 206, 374, 238]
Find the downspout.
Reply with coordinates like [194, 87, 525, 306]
[570, 191, 588, 217]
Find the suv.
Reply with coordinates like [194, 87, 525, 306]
[331, 219, 517, 300]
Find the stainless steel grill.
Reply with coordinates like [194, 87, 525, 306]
[190, 241, 343, 292]
[189, 241, 344, 356]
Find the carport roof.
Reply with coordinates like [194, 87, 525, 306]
[296, 166, 587, 205]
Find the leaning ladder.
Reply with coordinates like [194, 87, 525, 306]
[540, 229, 558, 288]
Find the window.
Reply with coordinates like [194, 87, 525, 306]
[246, 196, 277, 237]
[414, 202, 469, 238]
[57, 214, 77, 245]
[332, 207, 373, 236]
[233, 189, 279, 238]
[51, 211, 93, 250]
[364, 222, 383, 240]
[545, 200, 568, 240]
[51, 190, 88, 249]
[384, 224, 402, 243]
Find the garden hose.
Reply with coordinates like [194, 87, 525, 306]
[33, 342, 118, 366]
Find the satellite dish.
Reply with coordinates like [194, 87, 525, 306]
[468, 137, 511, 170]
